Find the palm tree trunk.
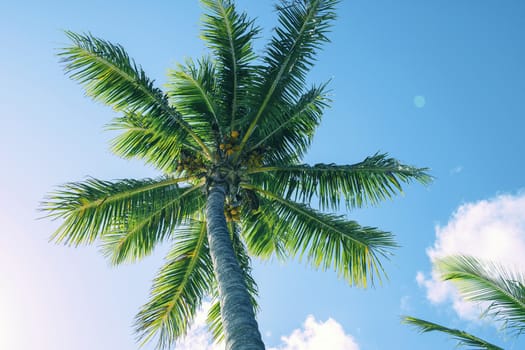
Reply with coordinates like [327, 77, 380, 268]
[206, 182, 265, 350]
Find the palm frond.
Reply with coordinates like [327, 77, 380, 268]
[249, 153, 432, 210]
[244, 184, 397, 287]
[207, 300, 223, 343]
[402, 316, 503, 350]
[201, 0, 260, 129]
[134, 219, 214, 349]
[437, 255, 525, 334]
[241, 195, 288, 259]
[237, 0, 338, 154]
[59, 31, 211, 158]
[108, 112, 200, 172]
[248, 83, 330, 163]
[101, 184, 205, 264]
[167, 57, 222, 142]
[42, 177, 197, 247]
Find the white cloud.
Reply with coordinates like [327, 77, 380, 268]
[417, 193, 525, 321]
[175, 301, 223, 350]
[269, 315, 359, 350]
[177, 310, 359, 350]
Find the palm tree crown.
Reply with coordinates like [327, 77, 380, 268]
[43, 0, 430, 348]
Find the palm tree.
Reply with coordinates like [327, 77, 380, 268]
[403, 255, 525, 349]
[43, 0, 430, 349]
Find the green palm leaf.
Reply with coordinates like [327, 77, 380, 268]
[241, 195, 288, 259]
[167, 57, 222, 142]
[108, 112, 201, 173]
[238, 0, 338, 153]
[42, 177, 201, 248]
[437, 255, 525, 334]
[201, 0, 259, 129]
[59, 31, 211, 158]
[101, 185, 205, 264]
[244, 184, 396, 287]
[134, 219, 214, 349]
[402, 316, 503, 350]
[249, 83, 330, 163]
[207, 300, 224, 343]
[249, 153, 431, 210]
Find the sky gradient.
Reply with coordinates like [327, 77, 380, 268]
[1, 1, 524, 349]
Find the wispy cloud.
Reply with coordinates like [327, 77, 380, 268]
[449, 165, 463, 175]
[399, 295, 412, 313]
[417, 192, 525, 321]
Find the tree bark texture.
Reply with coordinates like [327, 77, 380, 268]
[206, 183, 265, 350]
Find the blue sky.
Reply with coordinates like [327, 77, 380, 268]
[1, 1, 525, 349]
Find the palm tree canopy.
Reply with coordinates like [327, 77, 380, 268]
[43, 0, 431, 347]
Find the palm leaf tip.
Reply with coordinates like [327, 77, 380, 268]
[402, 316, 504, 350]
[59, 30, 153, 105]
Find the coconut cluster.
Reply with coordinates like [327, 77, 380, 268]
[219, 130, 241, 156]
[175, 152, 205, 173]
[224, 204, 241, 222]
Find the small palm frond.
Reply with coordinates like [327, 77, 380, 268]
[201, 0, 260, 129]
[249, 153, 432, 210]
[244, 184, 397, 287]
[238, 0, 338, 153]
[59, 31, 211, 158]
[101, 185, 205, 264]
[207, 300, 223, 343]
[167, 57, 222, 143]
[437, 255, 525, 335]
[249, 83, 330, 163]
[108, 112, 199, 172]
[207, 222, 259, 343]
[134, 219, 214, 349]
[42, 177, 199, 247]
[402, 316, 503, 350]
[241, 195, 288, 259]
